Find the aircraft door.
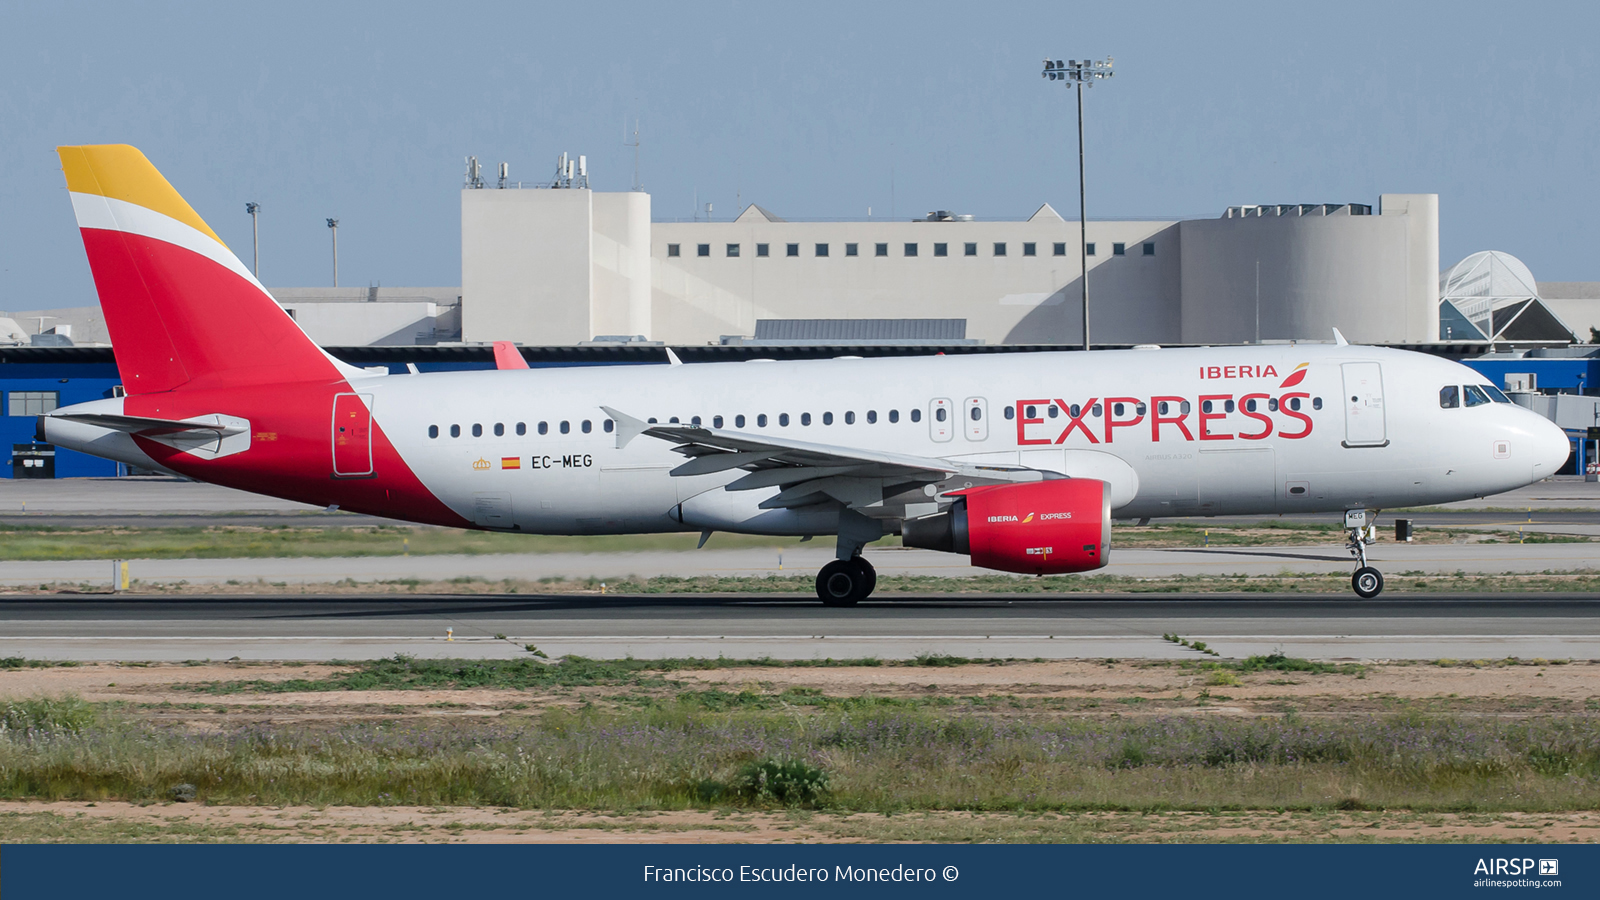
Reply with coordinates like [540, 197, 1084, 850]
[963, 398, 988, 441]
[929, 398, 953, 442]
[1340, 362, 1387, 447]
[331, 393, 374, 477]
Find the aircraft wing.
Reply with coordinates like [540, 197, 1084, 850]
[602, 406, 1045, 511]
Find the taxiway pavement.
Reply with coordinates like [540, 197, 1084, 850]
[0, 593, 1594, 662]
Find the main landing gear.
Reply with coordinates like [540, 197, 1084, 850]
[816, 509, 883, 607]
[1345, 509, 1384, 599]
[817, 557, 877, 607]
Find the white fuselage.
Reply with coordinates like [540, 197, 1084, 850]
[312, 344, 1565, 534]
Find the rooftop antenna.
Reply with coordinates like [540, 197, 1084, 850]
[577, 154, 588, 189]
[624, 119, 642, 191]
[497, 162, 508, 189]
[464, 156, 484, 189]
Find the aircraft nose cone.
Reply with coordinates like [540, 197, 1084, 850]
[1535, 417, 1572, 477]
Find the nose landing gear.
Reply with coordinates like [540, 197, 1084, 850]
[1345, 509, 1383, 599]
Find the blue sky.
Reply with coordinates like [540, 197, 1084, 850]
[2, 0, 1596, 304]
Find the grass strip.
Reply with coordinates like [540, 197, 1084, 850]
[3, 699, 1599, 814]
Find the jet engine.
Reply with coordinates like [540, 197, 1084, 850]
[902, 479, 1110, 575]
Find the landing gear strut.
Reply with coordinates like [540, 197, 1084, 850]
[1344, 509, 1383, 599]
[817, 509, 882, 606]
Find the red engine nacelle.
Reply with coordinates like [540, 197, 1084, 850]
[902, 478, 1110, 575]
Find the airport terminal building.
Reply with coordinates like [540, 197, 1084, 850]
[462, 185, 1453, 348]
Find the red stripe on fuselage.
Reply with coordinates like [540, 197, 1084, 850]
[126, 383, 472, 528]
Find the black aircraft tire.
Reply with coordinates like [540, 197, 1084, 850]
[817, 559, 861, 607]
[857, 557, 877, 600]
[1352, 566, 1384, 599]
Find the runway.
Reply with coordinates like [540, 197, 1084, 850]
[2, 593, 1596, 662]
[3, 540, 1597, 588]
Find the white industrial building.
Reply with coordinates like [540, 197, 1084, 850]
[460, 178, 1531, 347]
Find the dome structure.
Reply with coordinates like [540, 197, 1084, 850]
[1439, 250, 1575, 342]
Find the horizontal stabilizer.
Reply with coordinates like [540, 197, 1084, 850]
[48, 412, 246, 437]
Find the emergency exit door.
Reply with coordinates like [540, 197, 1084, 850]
[332, 393, 374, 477]
[1340, 362, 1387, 447]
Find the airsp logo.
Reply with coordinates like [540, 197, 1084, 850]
[1473, 858, 1550, 876]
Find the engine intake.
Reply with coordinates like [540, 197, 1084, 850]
[903, 479, 1111, 575]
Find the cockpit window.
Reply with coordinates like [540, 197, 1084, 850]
[1439, 386, 1459, 409]
[1463, 385, 1492, 407]
[1481, 384, 1512, 403]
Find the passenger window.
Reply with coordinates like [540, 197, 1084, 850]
[1202, 400, 1213, 414]
[1091, 404, 1102, 417]
[911, 409, 922, 423]
[582, 420, 592, 433]
[1464, 385, 1492, 407]
[1439, 386, 1459, 409]
[935, 407, 947, 422]
[735, 414, 746, 428]
[1135, 402, 1146, 416]
[669, 417, 680, 424]
[1245, 399, 1255, 412]
[428, 425, 439, 439]
[1268, 399, 1278, 412]
[472, 424, 483, 437]
[1069, 404, 1081, 418]
[1288, 397, 1300, 411]
[800, 412, 811, 426]
[538, 422, 548, 435]
[867, 410, 877, 424]
[889, 409, 900, 423]
[1180, 401, 1191, 414]
[844, 411, 854, 424]
[516, 422, 526, 435]
[604, 420, 614, 433]
[713, 415, 724, 428]
[1224, 400, 1235, 413]
[780, 413, 790, 426]
[1312, 398, 1322, 410]
[1047, 404, 1059, 418]
[1113, 402, 1125, 416]
[970, 406, 982, 421]
[560, 421, 571, 434]
[824, 412, 835, 425]
[1003, 406, 1014, 420]
[758, 414, 768, 427]
[494, 423, 504, 436]
[691, 416, 701, 426]
[450, 424, 460, 438]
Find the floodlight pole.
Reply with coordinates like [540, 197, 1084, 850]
[326, 218, 339, 287]
[245, 202, 261, 278]
[1043, 56, 1114, 351]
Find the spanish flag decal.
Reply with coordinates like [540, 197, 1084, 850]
[501, 457, 521, 470]
[1279, 363, 1309, 388]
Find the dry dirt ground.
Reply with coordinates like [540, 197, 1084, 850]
[1, 659, 1595, 723]
[3, 802, 1598, 844]
[1, 659, 1596, 843]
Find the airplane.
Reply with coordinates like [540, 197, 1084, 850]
[39, 145, 1572, 604]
